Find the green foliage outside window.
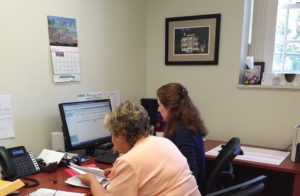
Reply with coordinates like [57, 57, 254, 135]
[273, 1, 300, 73]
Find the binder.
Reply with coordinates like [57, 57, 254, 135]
[0, 179, 24, 196]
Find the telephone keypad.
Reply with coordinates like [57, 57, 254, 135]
[12, 154, 40, 177]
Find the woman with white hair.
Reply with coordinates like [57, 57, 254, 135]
[79, 100, 201, 196]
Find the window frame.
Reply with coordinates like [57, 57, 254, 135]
[273, 2, 300, 73]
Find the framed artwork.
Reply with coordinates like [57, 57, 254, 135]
[165, 14, 221, 65]
[254, 62, 265, 84]
[244, 62, 265, 85]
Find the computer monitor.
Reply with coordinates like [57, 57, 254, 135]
[58, 99, 112, 155]
[140, 98, 159, 129]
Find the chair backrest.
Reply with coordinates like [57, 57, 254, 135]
[205, 137, 243, 194]
[206, 175, 267, 196]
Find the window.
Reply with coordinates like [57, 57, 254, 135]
[248, 0, 300, 75]
[273, 0, 300, 73]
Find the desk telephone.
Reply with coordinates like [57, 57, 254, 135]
[0, 146, 40, 181]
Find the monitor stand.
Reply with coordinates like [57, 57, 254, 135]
[84, 142, 114, 157]
[95, 142, 114, 151]
[94, 149, 119, 165]
[85, 147, 96, 156]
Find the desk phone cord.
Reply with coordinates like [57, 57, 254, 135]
[22, 176, 39, 188]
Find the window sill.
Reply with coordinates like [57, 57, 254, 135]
[237, 84, 300, 91]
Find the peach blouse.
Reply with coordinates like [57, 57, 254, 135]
[106, 136, 201, 196]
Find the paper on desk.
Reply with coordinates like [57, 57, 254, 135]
[206, 145, 290, 165]
[37, 149, 65, 165]
[65, 164, 97, 176]
[65, 162, 108, 188]
[69, 162, 105, 177]
[28, 188, 86, 196]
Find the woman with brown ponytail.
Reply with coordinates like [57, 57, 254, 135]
[156, 83, 208, 194]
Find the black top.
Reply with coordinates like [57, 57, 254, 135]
[171, 124, 206, 194]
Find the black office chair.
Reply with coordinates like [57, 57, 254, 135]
[205, 137, 244, 194]
[206, 175, 267, 196]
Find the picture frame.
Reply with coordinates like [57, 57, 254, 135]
[244, 61, 265, 85]
[165, 14, 221, 65]
[254, 62, 265, 84]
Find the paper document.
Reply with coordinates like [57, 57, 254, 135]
[108, 91, 120, 110]
[206, 145, 290, 165]
[37, 149, 65, 165]
[50, 46, 81, 83]
[0, 95, 15, 139]
[77, 92, 103, 101]
[65, 162, 108, 188]
[29, 188, 86, 196]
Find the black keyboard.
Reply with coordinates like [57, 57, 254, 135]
[95, 150, 119, 164]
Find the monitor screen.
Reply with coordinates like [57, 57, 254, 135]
[58, 99, 112, 153]
[140, 98, 158, 128]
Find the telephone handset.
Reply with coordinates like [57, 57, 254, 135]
[0, 146, 40, 181]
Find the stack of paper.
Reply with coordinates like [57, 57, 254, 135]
[206, 145, 290, 165]
[29, 188, 85, 196]
[37, 149, 65, 165]
[0, 179, 24, 195]
[65, 162, 108, 188]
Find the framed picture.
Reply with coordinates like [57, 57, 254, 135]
[165, 14, 221, 65]
[244, 62, 265, 85]
[254, 62, 265, 84]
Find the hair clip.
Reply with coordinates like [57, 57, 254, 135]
[182, 88, 188, 96]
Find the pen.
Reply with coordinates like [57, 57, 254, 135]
[10, 191, 20, 194]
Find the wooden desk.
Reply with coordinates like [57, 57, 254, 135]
[17, 158, 111, 196]
[205, 140, 300, 196]
[14, 141, 300, 195]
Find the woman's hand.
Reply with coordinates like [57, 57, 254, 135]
[104, 167, 112, 178]
[79, 173, 106, 196]
[78, 173, 97, 186]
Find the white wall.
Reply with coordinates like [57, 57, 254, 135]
[1, 0, 299, 156]
[0, 0, 147, 155]
[146, 0, 300, 149]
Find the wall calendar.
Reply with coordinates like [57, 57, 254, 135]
[47, 15, 80, 83]
[50, 46, 80, 82]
